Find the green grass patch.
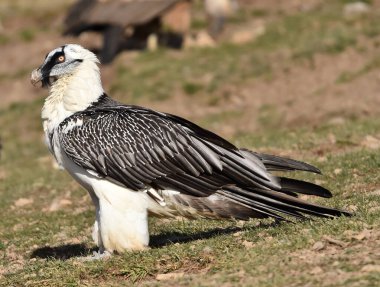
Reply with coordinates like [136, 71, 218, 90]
[336, 55, 380, 83]
[1, 97, 379, 286]
[110, 46, 271, 104]
[19, 28, 35, 42]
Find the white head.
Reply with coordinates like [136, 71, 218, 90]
[32, 44, 105, 131]
[31, 44, 100, 87]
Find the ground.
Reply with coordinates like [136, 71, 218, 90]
[0, 0, 379, 286]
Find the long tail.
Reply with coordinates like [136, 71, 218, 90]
[212, 150, 351, 220]
[159, 150, 351, 221]
[241, 149, 322, 174]
[217, 185, 350, 221]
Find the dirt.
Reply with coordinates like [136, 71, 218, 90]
[1, 3, 380, 140]
[147, 43, 380, 137]
[286, 228, 380, 286]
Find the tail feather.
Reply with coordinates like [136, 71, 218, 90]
[242, 150, 321, 174]
[218, 189, 304, 220]
[279, 177, 333, 198]
[158, 148, 350, 222]
[218, 185, 350, 220]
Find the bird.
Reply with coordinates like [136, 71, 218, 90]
[63, 0, 191, 63]
[205, 0, 238, 38]
[31, 44, 349, 258]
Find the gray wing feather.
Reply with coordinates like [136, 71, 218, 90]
[57, 105, 350, 220]
[58, 107, 279, 196]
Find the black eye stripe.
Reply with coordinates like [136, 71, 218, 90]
[41, 51, 65, 77]
[39, 47, 83, 87]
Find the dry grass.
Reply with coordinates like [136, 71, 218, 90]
[1, 0, 380, 286]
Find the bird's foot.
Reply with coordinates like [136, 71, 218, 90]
[78, 250, 112, 261]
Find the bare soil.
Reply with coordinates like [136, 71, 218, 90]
[1, 3, 380, 138]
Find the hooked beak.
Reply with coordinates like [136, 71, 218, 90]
[31, 68, 43, 86]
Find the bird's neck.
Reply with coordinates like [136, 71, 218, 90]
[41, 61, 104, 134]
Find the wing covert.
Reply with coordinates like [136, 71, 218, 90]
[59, 107, 224, 193]
[58, 106, 279, 197]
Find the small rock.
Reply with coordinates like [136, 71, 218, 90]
[230, 21, 265, 45]
[310, 266, 323, 275]
[344, 2, 370, 20]
[156, 272, 184, 281]
[0, 168, 6, 180]
[368, 206, 380, 214]
[312, 241, 325, 251]
[184, 31, 215, 48]
[343, 230, 354, 237]
[315, 179, 326, 185]
[45, 197, 72, 212]
[322, 236, 347, 248]
[328, 133, 336, 144]
[369, 189, 380, 196]
[332, 261, 340, 267]
[360, 135, 380, 150]
[317, 156, 327, 163]
[334, 168, 342, 175]
[13, 198, 34, 207]
[242, 240, 255, 249]
[347, 205, 358, 212]
[328, 117, 346, 126]
[353, 229, 371, 241]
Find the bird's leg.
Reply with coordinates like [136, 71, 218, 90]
[209, 15, 225, 39]
[92, 184, 151, 253]
[100, 25, 124, 64]
[87, 190, 106, 252]
[98, 198, 150, 252]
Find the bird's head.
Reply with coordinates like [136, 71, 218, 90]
[31, 44, 99, 88]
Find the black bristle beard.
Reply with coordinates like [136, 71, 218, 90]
[41, 76, 57, 88]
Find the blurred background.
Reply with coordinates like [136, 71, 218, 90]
[0, 0, 379, 138]
[0, 0, 380, 137]
[1, 1, 380, 285]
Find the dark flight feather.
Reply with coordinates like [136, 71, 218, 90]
[57, 95, 350, 221]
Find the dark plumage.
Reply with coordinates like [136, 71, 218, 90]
[59, 93, 350, 221]
[63, 0, 189, 63]
[32, 44, 350, 256]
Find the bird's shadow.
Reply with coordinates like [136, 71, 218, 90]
[30, 244, 96, 261]
[30, 222, 279, 260]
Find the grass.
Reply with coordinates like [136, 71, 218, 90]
[250, 1, 380, 61]
[336, 55, 380, 83]
[1, 98, 379, 286]
[1, 0, 380, 286]
[110, 47, 271, 103]
[108, 0, 380, 106]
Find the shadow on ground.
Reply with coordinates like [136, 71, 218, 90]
[30, 222, 279, 260]
[149, 226, 243, 248]
[30, 244, 96, 260]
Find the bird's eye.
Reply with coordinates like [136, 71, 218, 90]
[58, 55, 65, 62]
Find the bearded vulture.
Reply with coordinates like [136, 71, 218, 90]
[64, 0, 191, 63]
[31, 44, 349, 257]
[205, 0, 238, 38]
